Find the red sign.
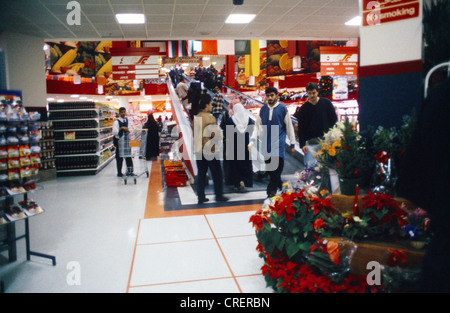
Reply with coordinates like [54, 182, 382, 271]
[112, 55, 160, 80]
[362, 0, 420, 26]
[320, 47, 358, 76]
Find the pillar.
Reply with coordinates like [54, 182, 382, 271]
[358, 0, 423, 131]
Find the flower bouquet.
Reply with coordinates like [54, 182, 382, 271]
[314, 122, 345, 193]
[401, 207, 432, 248]
[315, 121, 344, 170]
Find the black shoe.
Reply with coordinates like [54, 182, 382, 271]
[198, 198, 210, 204]
[216, 196, 229, 202]
[117, 173, 123, 177]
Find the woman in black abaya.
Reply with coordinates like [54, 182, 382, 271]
[143, 110, 160, 160]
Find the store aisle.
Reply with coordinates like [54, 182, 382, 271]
[0, 161, 150, 293]
[1, 157, 274, 293]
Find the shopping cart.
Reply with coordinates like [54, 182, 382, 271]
[118, 130, 150, 184]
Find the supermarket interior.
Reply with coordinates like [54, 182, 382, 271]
[0, 0, 449, 295]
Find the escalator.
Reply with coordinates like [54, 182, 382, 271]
[167, 75, 307, 196]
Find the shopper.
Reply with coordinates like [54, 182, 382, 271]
[248, 86, 296, 198]
[193, 94, 229, 204]
[142, 110, 160, 161]
[176, 76, 190, 111]
[113, 107, 134, 177]
[224, 103, 253, 192]
[294, 82, 338, 167]
[397, 77, 450, 293]
[211, 82, 225, 124]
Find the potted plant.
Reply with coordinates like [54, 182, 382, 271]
[335, 118, 369, 195]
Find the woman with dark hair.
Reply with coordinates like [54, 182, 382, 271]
[142, 110, 160, 160]
[193, 94, 229, 204]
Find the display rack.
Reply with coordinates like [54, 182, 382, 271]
[48, 101, 115, 176]
[0, 99, 56, 293]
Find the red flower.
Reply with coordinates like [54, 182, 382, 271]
[313, 218, 324, 230]
[310, 195, 337, 215]
[387, 249, 408, 267]
[375, 151, 389, 163]
[249, 209, 271, 232]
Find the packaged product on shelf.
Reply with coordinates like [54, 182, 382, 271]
[30, 164, 39, 175]
[7, 146, 19, 158]
[7, 169, 19, 180]
[4, 205, 26, 221]
[20, 166, 32, 178]
[30, 154, 40, 165]
[20, 156, 31, 166]
[19, 145, 31, 156]
[23, 180, 37, 191]
[8, 157, 20, 169]
[18, 199, 43, 216]
[7, 184, 26, 195]
[0, 159, 6, 170]
[0, 214, 7, 225]
[0, 147, 6, 158]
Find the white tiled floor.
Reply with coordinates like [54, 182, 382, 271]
[0, 160, 273, 293]
[128, 211, 273, 293]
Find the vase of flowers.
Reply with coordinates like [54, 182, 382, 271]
[334, 119, 368, 195]
[402, 207, 432, 249]
[370, 126, 401, 195]
[315, 122, 345, 193]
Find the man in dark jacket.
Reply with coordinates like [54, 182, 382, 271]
[294, 82, 338, 167]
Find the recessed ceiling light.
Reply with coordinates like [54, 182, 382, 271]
[345, 16, 361, 26]
[115, 13, 145, 24]
[225, 14, 256, 24]
[70, 94, 79, 98]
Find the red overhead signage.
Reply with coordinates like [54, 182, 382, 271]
[362, 0, 420, 27]
[112, 55, 160, 80]
[320, 46, 358, 76]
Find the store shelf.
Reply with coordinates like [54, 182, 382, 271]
[48, 101, 116, 176]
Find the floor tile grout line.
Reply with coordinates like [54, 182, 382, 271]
[128, 274, 265, 289]
[135, 233, 256, 247]
[203, 214, 243, 293]
[126, 218, 142, 293]
[128, 275, 235, 289]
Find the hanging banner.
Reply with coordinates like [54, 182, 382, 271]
[332, 76, 349, 100]
[362, 0, 420, 27]
[112, 55, 159, 80]
[320, 46, 358, 76]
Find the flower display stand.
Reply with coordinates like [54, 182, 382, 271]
[251, 191, 427, 293]
[329, 194, 424, 276]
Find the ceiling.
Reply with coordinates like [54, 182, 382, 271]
[0, 0, 360, 41]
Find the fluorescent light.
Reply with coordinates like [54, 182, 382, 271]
[70, 94, 79, 98]
[115, 13, 145, 24]
[345, 16, 361, 26]
[47, 97, 54, 101]
[225, 14, 256, 24]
